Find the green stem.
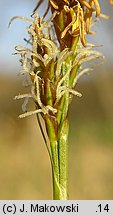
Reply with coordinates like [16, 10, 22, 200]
[58, 119, 69, 200]
[51, 120, 69, 200]
[50, 140, 60, 200]
[57, 62, 70, 200]
[45, 115, 60, 199]
[45, 49, 78, 200]
[53, 62, 70, 200]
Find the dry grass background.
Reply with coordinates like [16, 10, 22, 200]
[0, 72, 113, 200]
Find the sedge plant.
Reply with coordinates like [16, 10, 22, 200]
[9, 0, 113, 200]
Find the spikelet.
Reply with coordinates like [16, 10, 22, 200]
[9, 9, 103, 119]
[34, 0, 112, 47]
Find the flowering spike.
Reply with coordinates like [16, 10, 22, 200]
[12, 0, 113, 200]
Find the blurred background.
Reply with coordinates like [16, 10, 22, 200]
[0, 0, 113, 199]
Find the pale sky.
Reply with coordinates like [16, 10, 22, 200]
[0, 0, 113, 74]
